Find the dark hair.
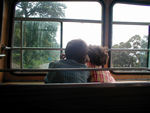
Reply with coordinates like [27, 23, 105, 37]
[87, 45, 108, 66]
[65, 39, 88, 64]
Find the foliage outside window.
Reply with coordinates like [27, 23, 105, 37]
[12, 1, 102, 69]
[111, 3, 150, 72]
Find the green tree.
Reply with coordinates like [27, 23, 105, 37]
[15, 2, 66, 18]
[13, 2, 66, 68]
[112, 35, 148, 67]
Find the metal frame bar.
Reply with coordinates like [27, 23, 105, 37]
[113, 21, 150, 26]
[60, 22, 63, 55]
[14, 17, 102, 24]
[9, 18, 150, 72]
[20, 21, 23, 68]
[3, 46, 150, 51]
[0, 67, 149, 72]
[110, 48, 150, 51]
[4, 47, 65, 50]
[148, 25, 150, 68]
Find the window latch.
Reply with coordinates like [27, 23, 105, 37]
[0, 44, 6, 59]
[0, 54, 5, 59]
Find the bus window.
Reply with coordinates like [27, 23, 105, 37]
[111, 3, 150, 73]
[12, 1, 102, 70]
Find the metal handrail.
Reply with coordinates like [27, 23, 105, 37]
[0, 54, 5, 58]
[3, 46, 65, 50]
[14, 17, 102, 23]
[113, 21, 150, 26]
[2, 46, 150, 51]
[110, 48, 150, 51]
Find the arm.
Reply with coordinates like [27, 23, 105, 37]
[103, 71, 116, 83]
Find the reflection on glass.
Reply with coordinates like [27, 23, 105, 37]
[15, 2, 101, 20]
[111, 51, 148, 68]
[63, 22, 101, 47]
[113, 3, 150, 22]
[12, 50, 20, 69]
[22, 21, 60, 47]
[22, 50, 60, 69]
[112, 25, 148, 48]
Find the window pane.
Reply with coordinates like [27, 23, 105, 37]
[13, 1, 102, 70]
[112, 25, 148, 48]
[63, 22, 101, 47]
[12, 50, 20, 69]
[13, 21, 21, 47]
[113, 3, 150, 22]
[22, 21, 60, 47]
[15, 1, 102, 20]
[112, 3, 150, 71]
[22, 50, 60, 69]
[148, 26, 150, 68]
[111, 51, 148, 68]
[61, 2, 101, 20]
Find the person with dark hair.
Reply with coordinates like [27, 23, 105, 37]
[45, 39, 90, 83]
[87, 45, 115, 83]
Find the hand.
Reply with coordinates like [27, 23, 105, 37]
[60, 53, 66, 60]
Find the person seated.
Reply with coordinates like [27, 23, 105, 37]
[86, 45, 116, 83]
[45, 39, 90, 83]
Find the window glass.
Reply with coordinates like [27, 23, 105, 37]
[22, 21, 60, 47]
[113, 3, 150, 22]
[13, 21, 21, 47]
[63, 22, 101, 47]
[15, 2, 102, 20]
[12, 50, 21, 69]
[22, 50, 60, 69]
[112, 3, 150, 70]
[61, 2, 101, 20]
[15, 2, 67, 18]
[13, 1, 102, 69]
[111, 51, 148, 68]
[13, 21, 60, 47]
[112, 25, 148, 47]
[12, 50, 60, 69]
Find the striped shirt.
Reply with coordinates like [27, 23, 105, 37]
[86, 62, 116, 83]
[45, 59, 90, 83]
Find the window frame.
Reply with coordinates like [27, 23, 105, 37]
[9, 0, 104, 76]
[109, 0, 150, 74]
[0, 0, 3, 42]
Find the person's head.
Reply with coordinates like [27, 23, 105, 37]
[87, 45, 108, 66]
[65, 39, 88, 64]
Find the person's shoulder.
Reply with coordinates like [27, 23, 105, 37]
[65, 59, 87, 67]
[49, 59, 68, 67]
[48, 60, 60, 67]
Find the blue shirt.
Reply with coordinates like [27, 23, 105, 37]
[45, 59, 90, 83]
